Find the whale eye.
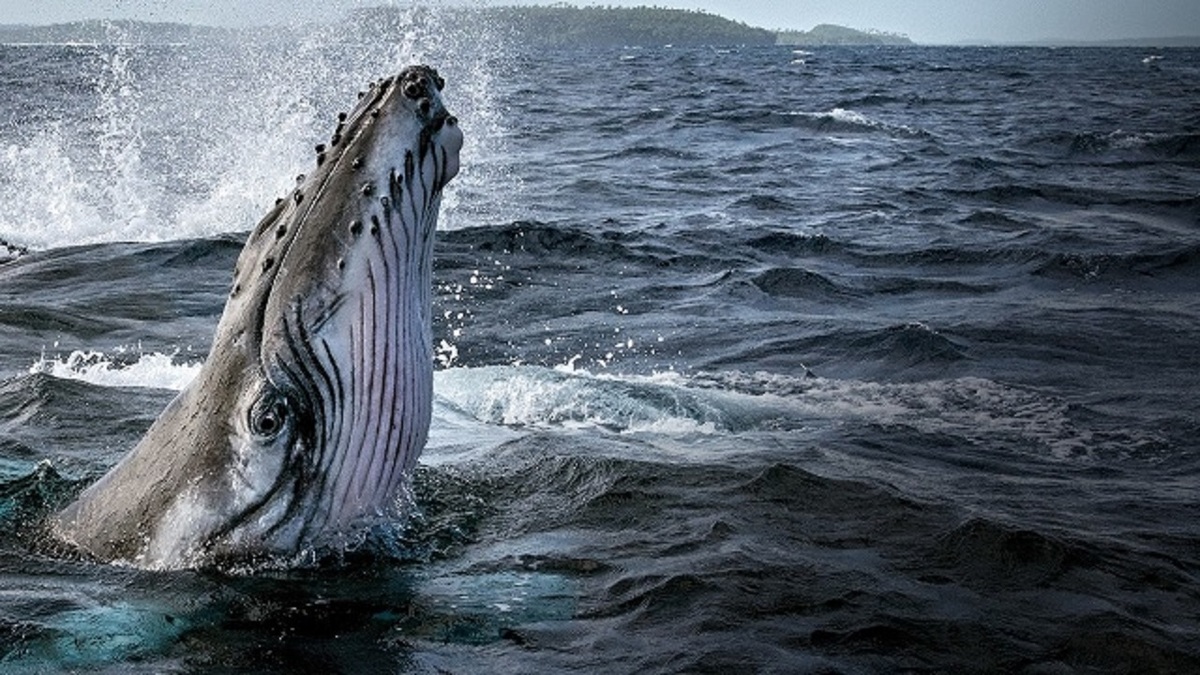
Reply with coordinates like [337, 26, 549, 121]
[249, 393, 290, 440]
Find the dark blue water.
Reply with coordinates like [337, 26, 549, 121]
[0, 17, 1198, 673]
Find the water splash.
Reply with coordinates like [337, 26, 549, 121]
[0, 28, 184, 247]
[26, 344, 1159, 463]
[29, 349, 201, 391]
[0, 7, 518, 250]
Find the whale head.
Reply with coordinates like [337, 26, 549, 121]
[54, 66, 463, 569]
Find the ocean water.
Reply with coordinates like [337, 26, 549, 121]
[1, 17, 1199, 674]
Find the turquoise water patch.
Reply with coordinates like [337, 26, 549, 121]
[2, 600, 191, 671]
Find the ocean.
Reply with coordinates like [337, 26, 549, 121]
[0, 16, 1198, 674]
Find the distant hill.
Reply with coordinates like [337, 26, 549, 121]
[777, 24, 913, 46]
[0, 7, 917, 49]
[464, 5, 777, 48]
[0, 7, 776, 48]
[0, 19, 229, 44]
[0, 9, 918, 49]
[2, 7, 1196, 49]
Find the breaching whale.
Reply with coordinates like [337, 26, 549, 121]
[53, 65, 463, 569]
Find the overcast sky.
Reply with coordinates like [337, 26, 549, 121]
[2, 0, 1198, 44]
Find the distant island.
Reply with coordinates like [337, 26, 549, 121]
[0, 5, 913, 48]
[3, 5, 1191, 48]
[777, 24, 912, 47]
[464, 5, 777, 47]
[0, 19, 225, 45]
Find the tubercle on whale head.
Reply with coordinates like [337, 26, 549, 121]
[293, 67, 463, 205]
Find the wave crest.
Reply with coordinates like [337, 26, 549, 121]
[28, 349, 200, 391]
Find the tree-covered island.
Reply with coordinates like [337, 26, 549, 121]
[0, 5, 913, 48]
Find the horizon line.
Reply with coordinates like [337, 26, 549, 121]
[0, 9, 1196, 48]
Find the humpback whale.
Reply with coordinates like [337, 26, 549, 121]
[53, 65, 463, 569]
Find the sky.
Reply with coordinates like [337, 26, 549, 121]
[1, 0, 1198, 44]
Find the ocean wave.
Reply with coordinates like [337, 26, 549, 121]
[942, 180, 1200, 212]
[868, 321, 968, 363]
[750, 265, 993, 300]
[833, 92, 929, 108]
[0, 238, 27, 263]
[1024, 130, 1200, 161]
[1033, 243, 1200, 281]
[745, 231, 841, 256]
[440, 221, 631, 259]
[929, 517, 1085, 589]
[0, 369, 172, 471]
[729, 194, 796, 212]
[750, 266, 852, 300]
[432, 364, 1145, 462]
[603, 144, 703, 161]
[713, 321, 970, 377]
[434, 365, 734, 436]
[779, 108, 931, 138]
[0, 302, 121, 334]
[0, 460, 85, 534]
[28, 349, 201, 391]
[437, 221, 749, 271]
[461, 443, 1200, 672]
[956, 208, 1034, 230]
